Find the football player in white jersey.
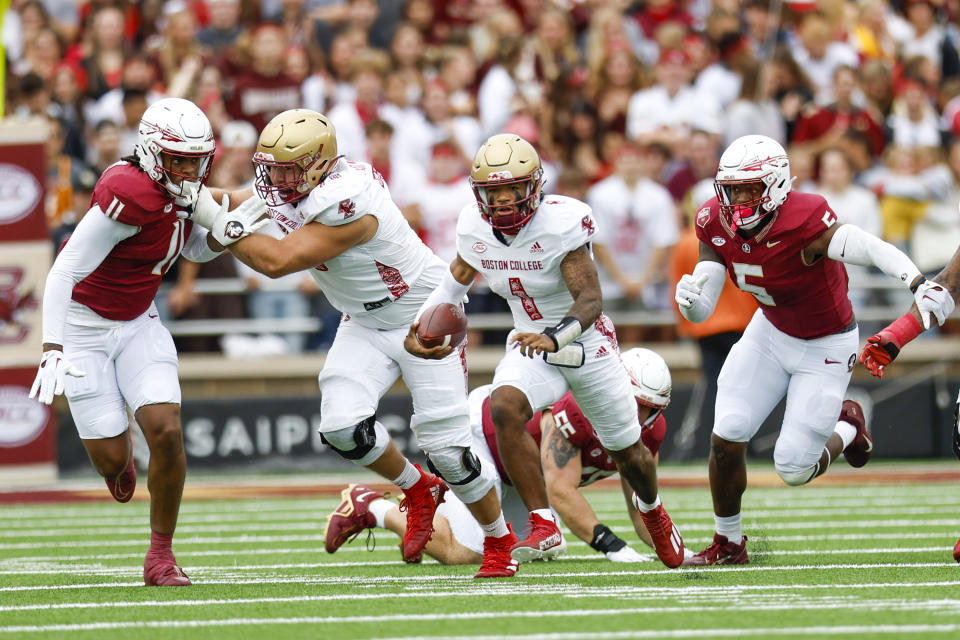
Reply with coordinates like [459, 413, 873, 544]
[404, 134, 686, 568]
[190, 109, 518, 578]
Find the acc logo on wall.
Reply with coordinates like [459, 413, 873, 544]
[0, 386, 49, 447]
[0, 164, 42, 225]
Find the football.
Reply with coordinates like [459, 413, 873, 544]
[416, 303, 467, 349]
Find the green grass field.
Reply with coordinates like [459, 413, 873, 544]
[2, 469, 960, 639]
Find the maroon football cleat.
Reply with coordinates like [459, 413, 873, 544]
[638, 503, 685, 568]
[953, 538, 960, 564]
[324, 484, 382, 554]
[509, 512, 566, 562]
[398, 464, 447, 562]
[683, 533, 749, 566]
[840, 399, 872, 468]
[105, 440, 136, 503]
[143, 552, 191, 586]
[476, 523, 520, 578]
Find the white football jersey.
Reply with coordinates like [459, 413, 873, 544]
[267, 158, 443, 329]
[457, 195, 599, 334]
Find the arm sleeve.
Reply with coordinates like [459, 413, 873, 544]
[415, 266, 472, 321]
[180, 223, 222, 263]
[826, 224, 922, 286]
[41, 207, 137, 345]
[678, 260, 727, 324]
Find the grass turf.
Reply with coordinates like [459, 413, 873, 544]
[1, 472, 959, 639]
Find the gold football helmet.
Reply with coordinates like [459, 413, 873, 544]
[253, 109, 341, 206]
[469, 134, 544, 233]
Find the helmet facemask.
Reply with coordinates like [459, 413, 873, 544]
[253, 151, 339, 206]
[158, 148, 213, 206]
[471, 169, 543, 234]
[714, 177, 772, 232]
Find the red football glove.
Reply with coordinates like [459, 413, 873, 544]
[858, 313, 923, 378]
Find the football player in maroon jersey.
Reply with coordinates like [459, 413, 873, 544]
[29, 98, 260, 586]
[674, 134, 952, 566]
[323, 348, 682, 565]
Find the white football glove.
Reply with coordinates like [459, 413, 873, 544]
[211, 195, 270, 247]
[674, 273, 709, 309]
[913, 279, 955, 330]
[28, 350, 85, 405]
[605, 546, 652, 563]
[186, 186, 229, 229]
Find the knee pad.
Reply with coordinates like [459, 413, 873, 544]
[320, 417, 390, 467]
[426, 446, 492, 503]
[776, 464, 819, 487]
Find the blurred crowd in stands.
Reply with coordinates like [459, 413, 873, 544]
[13, 0, 960, 354]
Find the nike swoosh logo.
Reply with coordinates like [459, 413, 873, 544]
[355, 491, 377, 504]
[148, 314, 159, 318]
[825, 358, 841, 365]
[865, 441, 873, 453]
[766, 240, 781, 248]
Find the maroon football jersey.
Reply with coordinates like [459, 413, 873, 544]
[481, 391, 666, 487]
[694, 191, 852, 339]
[70, 162, 191, 321]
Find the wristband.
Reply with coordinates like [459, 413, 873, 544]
[542, 316, 582, 351]
[910, 276, 927, 294]
[589, 523, 627, 553]
[881, 312, 924, 360]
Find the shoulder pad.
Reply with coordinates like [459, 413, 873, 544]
[93, 163, 170, 226]
[301, 162, 367, 226]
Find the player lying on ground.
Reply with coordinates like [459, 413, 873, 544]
[675, 134, 936, 565]
[325, 349, 691, 565]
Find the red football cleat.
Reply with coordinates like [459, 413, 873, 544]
[683, 533, 749, 566]
[324, 484, 382, 553]
[398, 464, 447, 562]
[840, 399, 872, 468]
[143, 552, 191, 586]
[953, 538, 960, 564]
[638, 503, 685, 568]
[509, 513, 566, 562]
[475, 524, 520, 578]
[105, 443, 136, 503]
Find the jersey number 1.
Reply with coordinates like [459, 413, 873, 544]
[152, 219, 186, 275]
[508, 277, 543, 321]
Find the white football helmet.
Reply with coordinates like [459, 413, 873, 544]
[621, 348, 671, 427]
[134, 97, 215, 206]
[714, 134, 793, 231]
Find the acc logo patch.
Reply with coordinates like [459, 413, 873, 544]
[696, 207, 711, 228]
[472, 241, 487, 254]
[711, 236, 726, 246]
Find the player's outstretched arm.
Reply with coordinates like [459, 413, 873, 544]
[230, 215, 378, 278]
[540, 415, 595, 543]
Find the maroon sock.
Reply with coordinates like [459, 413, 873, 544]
[149, 531, 174, 555]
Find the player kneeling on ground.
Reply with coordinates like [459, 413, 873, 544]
[325, 349, 691, 565]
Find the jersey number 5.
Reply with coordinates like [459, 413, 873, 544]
[732, 262, 775, 306]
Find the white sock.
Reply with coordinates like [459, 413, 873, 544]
[835, 421, 857, 450]
[632, 493, 661, 513]
[392, 460, 422, 490]
[481, 513, 510, 538]
[531, 508, 555, 523]
[368, 498, 393, 529]
[715, 513, 742, 545]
